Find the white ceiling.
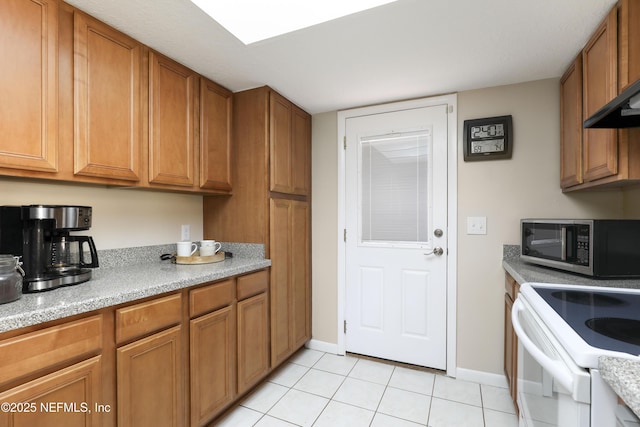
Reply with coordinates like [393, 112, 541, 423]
[64, 0, 617, 115]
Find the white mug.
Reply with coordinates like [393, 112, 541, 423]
[200, 240, 222, 256]
[177, 241, 198, 257]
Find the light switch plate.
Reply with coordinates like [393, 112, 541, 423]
[467, 216, 487, 235]
[181, 224, 191, 241]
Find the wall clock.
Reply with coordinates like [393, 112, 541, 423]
[463, 115, 513, 161]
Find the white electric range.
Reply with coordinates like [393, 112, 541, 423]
[512, 282, 640, 427]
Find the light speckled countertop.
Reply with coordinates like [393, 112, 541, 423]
[503, 245, 640, 418]
[599, 356, 640, 417]
[0, 243, 270, 334]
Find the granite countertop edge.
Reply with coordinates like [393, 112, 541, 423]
[503, 245, 640, 419]
[599, 356, 640, 417]
[0, 257, 271, 334]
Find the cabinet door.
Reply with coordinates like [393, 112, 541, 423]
[504, 293, 516, 405]
[269, 198, 293, 366]
[74, 11, 141, 181]
[200, 78, 233, 192]
[619, 0, 640, 91]
[504, 274, 519, 414]
[291, 106, 311, 196]
[0, 356, 103, 427]
[582, 8, 618, 182]
[0, 0, 58, 173]
[237, 292, 269, 394]
[269, 199, 311, 367]
[269, 92, 311, 196]
[190, 305, 236, 427]
[560, 56, 583, 188]
[270, 92, 293, 194]
[291, 201, 311, 349]
[117, 326, 184, 427]
[149, 52, 196, 187]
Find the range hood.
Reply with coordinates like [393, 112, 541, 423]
[584, 79, 640, 128]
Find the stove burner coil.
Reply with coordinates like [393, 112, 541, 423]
[551, 291, 626, 307]
[585, 317, 640, 346]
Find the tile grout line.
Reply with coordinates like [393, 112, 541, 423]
[227, 349, 516, 427]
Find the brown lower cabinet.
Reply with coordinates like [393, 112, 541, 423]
[190, 304, 236, 426]
[117, 326, 184, 427]
[0, 268, 271, 427]
[504, 272, 519, 415]
[236, 270, 270, 395]
[0, 357, 103, 427]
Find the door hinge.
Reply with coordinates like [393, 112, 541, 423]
[343, 229, 347, 242]
[448, 105, 453, 113]
[343, 136, 347, 150]
[344, 320, 347, 334]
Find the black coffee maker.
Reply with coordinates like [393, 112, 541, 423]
[0, 205, 99, 292]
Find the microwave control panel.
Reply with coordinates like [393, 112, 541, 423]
[576, 225, 590, 265]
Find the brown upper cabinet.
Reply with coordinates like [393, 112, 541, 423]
[560, 55, 584, 188]
[560, 2, 640, 191]
[619, 0, 640, 91]
[0, 0, 233, 194]
[270, 92, 311, 196]
[148, 51, 197, 188]
[200, 78, 233, 192]
[74, 11, 142, 182]
[582, 8, 618, 183]
[0, 0, 59, 174]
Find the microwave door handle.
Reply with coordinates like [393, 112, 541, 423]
[511, 299, 574, 393]
[561, 226, 567, 261]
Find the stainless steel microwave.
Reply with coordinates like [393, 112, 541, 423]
[520, 219, 640, 278]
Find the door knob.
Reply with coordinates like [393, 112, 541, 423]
[424, 247, 444, 256]
[434, 229, 443, 238]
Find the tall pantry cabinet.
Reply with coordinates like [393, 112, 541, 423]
[203, 86, 311, 368]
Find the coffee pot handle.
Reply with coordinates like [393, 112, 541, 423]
[79, 236, 99, 268]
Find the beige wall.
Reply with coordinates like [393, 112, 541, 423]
[456, 79, 623, 373]
[0, 178, 203, 250]
[311, 112, 340, 344]
[311, 78, 626, 375]
[623, 187, 640, 216]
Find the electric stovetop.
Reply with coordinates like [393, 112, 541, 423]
[533, 285, 640, 356]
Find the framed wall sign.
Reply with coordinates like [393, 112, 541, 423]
[463, 115, 513, 161]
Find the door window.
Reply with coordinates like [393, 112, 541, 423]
[360, 130, 432, 245]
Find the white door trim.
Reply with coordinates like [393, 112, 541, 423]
[337, 94, 458, 377]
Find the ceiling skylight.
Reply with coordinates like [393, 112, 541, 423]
[189, 0, 399, 45]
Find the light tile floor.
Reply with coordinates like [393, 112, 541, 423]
[216, 349, 518, 427]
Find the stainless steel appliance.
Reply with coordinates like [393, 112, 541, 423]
[520, 219, 640, 278]
[512, 282, 640, 426]
[0, 205, 99, 292]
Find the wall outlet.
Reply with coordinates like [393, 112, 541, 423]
[181, 224, 190, 241]
[467, 216, 487, 235]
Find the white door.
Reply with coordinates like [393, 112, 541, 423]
[345, 104, 448, 369]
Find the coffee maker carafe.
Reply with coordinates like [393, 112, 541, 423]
[0, 205, 99, 292]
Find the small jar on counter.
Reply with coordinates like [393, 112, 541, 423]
[0, 255, 24, 304]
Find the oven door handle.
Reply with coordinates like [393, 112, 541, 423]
[511, 299, 574, 393]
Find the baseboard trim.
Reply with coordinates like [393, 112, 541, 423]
[305, 339, 509, 389]
[305, 339, 339, 354]
[455, 367, 509, 389]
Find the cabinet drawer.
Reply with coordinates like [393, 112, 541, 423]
[237, 270, 269, 301]
[190, 279, 235, 318]
[0, 315, 102, 386]
[116, 294, 182, 344]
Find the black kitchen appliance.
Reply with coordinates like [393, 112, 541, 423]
[521, 219, 640, 278]
[0, 205, 99, 292]
[584, 78, 640, 128]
